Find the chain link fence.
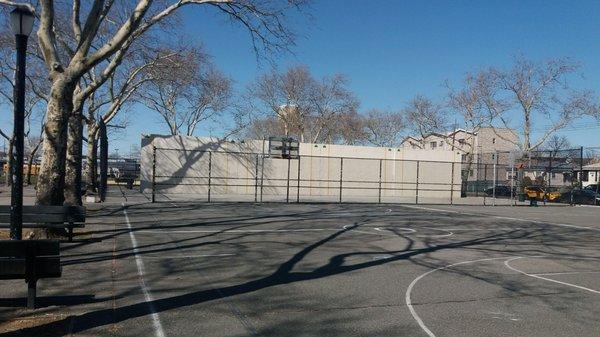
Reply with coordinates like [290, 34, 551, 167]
[144, 147, 465, 204]
[462, 147, 599, 206]
[136, 143, 599, 206]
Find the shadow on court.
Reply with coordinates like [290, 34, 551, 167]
[2, 196, 599, 336]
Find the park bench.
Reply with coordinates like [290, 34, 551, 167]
[0, 240, 61, 309]
[0, 205, 86, 242]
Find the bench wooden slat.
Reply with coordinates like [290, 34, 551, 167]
[0, 205, 85, 216]
[0, 240, 60, 257]
[0, 240, 62, 309]
[0, 257, 61, 279]
[0, 205, 86, 224]
[0, 214, 76, 223]
[0, 223, 85, 229]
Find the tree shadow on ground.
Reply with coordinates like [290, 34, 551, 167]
[2, 211, 560, 336]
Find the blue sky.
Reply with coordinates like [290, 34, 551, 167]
[2, 0, 600, 154]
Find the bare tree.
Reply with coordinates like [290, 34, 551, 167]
[362, 109, 405, 147]
[0, 26, 48, 186]
[245, 116, 286, 140]
[81, 47, 167, 193]
[322, 109, 365, 145]
[247, 65, 314, 140]
[139, 47, 233, 136]
[308, 74, 358, 143]
[487, 56, 598, 152]
[247, 65, 358, 143]
[0, 0, 307, 207]
[446, 72, 508, 182]
[403, 94, 447, 140]
[544, 134, 572, 157]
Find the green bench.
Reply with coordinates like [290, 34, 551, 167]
[0, 205, 86, 242]
[0, 240, 61, 309]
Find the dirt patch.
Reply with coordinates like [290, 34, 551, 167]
[0, 313, 72, 336]
[0, 230, 35, 240]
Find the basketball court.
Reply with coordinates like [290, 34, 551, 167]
[1, 188, 599, 336]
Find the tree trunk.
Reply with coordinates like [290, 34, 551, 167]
[64, 107, 84, 205]
[86, 124, 98, 193]
[36, 80, 75, 206]
[26, 141, 41, 185]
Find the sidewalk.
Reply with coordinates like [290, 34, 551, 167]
[0, 190, 130, 336]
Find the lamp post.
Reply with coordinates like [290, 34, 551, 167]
[9, 7, 34, 240]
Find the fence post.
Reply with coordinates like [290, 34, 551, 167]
[208, 151, 212, 202]
[476, 158, 480, 197]
[339, 157, 344, 203]
[378, 159, 383, 203]
[99, 121, 108, 202]
[254, 154, 259, 202]
[415, 161, 420, 204]
[151, 145, 156, 203]
[297, 157, 301, 203]
[450, 161, 455, 205]
[260, 155, 265, 202]
[580, 146, 584, 189]
[493, 153, 497, 206]
[483, 164, 488, 206]
[286, 156, 291, 203]
[548, 153, 553, 189]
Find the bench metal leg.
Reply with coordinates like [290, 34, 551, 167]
[27, 279, 37, 309]
[68, 226, 73, 242]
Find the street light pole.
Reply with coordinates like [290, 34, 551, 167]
[9, 7, 34, 240]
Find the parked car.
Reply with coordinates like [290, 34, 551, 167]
[559, 189, 600, 205]
[484, 185, 514, 197]
[108, 158, 140, 189]
[584, 184, 599, 192]
[524, 186, 545, 200]
[544, 187, 561, 202]
[523, 186, 561, 202]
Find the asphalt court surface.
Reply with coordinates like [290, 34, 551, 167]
[1, 190, 599, 337]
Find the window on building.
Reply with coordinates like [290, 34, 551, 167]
[458, 139, 466, 145]
[430, 141, 437, 149]
[492, 138, 496, 144]
[439, 140, 444, 146]
[582, 171, 589, 182]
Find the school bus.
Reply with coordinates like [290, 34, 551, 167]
[2, 163, 41, 175]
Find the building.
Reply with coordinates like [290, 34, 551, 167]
[400, 127, 519, 157]
[401, 128, 520, 194]
[577, 163, 600, 187]
[139, 134, 462, 203]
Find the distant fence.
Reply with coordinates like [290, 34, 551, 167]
[142, 146, 463, 204]
[138, 143, 599, 206]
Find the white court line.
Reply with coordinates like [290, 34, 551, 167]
[401, 205, 600, 232]
[374, 227, 416, 233]
[123, 203, 166, 337]
[373, 226, 453, 238]
[401, 205, 460, 214]
[342, 224, 385, 236]
[532, 271, 600, 276]
[138, 228, 335, 234]
[504, 257, 600, 295]
[405, 257, 511, 337]
[142, 254, 236, 259]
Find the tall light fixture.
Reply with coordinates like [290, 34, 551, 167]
[9, 6, 34, 240]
